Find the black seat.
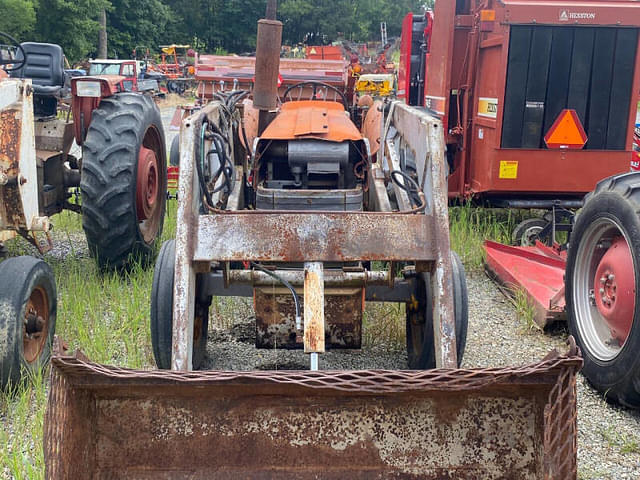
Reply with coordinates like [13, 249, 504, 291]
[10, 42, 65, 116]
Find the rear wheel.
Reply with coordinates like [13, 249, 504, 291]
[150, 240, 209, 369]
[566, 173, 640, 407]
[0, 257, 56, 390]
[81, 93, 167, 270]
[406, 251, 468, 369]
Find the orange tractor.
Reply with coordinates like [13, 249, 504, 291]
[44, 3, 582, 478]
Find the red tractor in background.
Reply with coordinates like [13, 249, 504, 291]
[0, 34, 167, 389]
[399, 0, 640, 407]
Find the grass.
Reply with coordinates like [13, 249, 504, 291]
[0, 200, 520, 477]
[600, 425, 640, 455]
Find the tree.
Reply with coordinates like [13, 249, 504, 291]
[107, 0, 171, 58]
[33, 0, 111, 62]
[0, 0, 36, 38]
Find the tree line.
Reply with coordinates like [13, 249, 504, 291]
[1, 0, 427, 62]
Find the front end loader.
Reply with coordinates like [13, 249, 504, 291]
[45, 3, 582, 478]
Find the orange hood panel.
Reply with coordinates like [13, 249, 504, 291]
[261, 100, 362, 142]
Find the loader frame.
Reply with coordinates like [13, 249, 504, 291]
[172, 99, 459, 370]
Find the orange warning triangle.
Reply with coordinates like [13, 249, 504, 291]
[544, 109, 588, 149]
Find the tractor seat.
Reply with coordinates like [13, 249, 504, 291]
[10, 42, 65, 116]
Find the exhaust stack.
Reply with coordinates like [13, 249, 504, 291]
[254, 0, 282, 134]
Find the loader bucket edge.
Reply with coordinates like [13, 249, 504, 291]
[44, 350, 581, 480]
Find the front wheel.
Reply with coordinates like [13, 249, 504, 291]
[0, 257, 56, 390]
[406, 251, 468, 369]
[566, 173, 640, 407]
[81, 93, 167, 270]
[150, 240, 209, 369]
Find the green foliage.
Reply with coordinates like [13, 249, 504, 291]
[12, 0, 428, 63]
[33, 0, 110, 62]
[107, 0, 171, 58]
[0, 0, 36, 38]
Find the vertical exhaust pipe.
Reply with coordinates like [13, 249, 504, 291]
[255, 0, 283, 134]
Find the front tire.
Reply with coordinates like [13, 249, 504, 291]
[0, 257, 56, 390]
[150, 240, 209, 369]
[566, 172, 640, 407]
[81, 93, 167, 270]
[406, 251, 468, 369]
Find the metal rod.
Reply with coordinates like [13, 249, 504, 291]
[266, 0, 277, 20]
[303, 262, 325, 355]
[228, 269, 390, 286]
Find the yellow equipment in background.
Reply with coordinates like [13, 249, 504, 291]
[355, 73, 394, 97]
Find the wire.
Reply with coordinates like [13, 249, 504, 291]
[250, 262, 302, 331]
[390, 169, 427, 214]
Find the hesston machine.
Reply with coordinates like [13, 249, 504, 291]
[44, 2, 582, 478]
[400, 0, 640, 407]
[0, 34, 167, 389]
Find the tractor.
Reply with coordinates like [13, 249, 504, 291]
[44, 4, 582, 477]
[0, 32, 167, 390]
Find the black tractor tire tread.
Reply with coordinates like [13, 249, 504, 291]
[0, 256, 56, 390]
[150, 240, 208, 370]
[566, 171, 640, 408]
[81, 93, 165, 270]
[169, 135, 180, 167]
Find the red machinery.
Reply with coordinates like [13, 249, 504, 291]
[400, 1, 640, 406]
[400, 1, 640, 208]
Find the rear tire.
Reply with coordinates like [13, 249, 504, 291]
[0, 257, 56, 390]
[566, 172, 640, 408]
[81, 93, 167, 270]
[406, 251, 468, 369]
[150, 240, 209, 369]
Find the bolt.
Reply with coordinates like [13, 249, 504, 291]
[600, 277, 607, 284]
[19, 176, 27, 185]
[599, 287, 605, 294]
[608, 274, 615, 282]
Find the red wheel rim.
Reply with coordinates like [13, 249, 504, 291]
[593, 236, 635, 345]
[136, 145, 159, 221]
[23, 286, 49, 364]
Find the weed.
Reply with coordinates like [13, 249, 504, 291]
[513, 288, 539, 332]
[363, 302, 405, 350]
[449, 203, 525, 270]
[600, 425, 640, 455]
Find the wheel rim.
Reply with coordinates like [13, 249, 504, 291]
[23, 286, 49, 364]
[520, 225, 544, 246]
[572, 217, 636, 361]
[136, 146, 159, 221]
[137, 126, 165, 244]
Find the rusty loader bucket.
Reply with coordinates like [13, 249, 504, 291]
[45, 345, 581, 479]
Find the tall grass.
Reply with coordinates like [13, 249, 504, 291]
[0, 201, 178, 479]
[449, 203, 526, 270]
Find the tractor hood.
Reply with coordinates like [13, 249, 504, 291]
[261, 100, 362, 142]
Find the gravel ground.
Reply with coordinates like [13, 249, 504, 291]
[203, 272, 640, 479]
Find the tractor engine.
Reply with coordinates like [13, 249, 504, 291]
[253, 102, 369, 211]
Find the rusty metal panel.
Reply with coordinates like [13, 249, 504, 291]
[255, 287, 363, 349]
[194, 213, 434, 262]
[0, 79, 41, 233]
[45, 350, 582, 479]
